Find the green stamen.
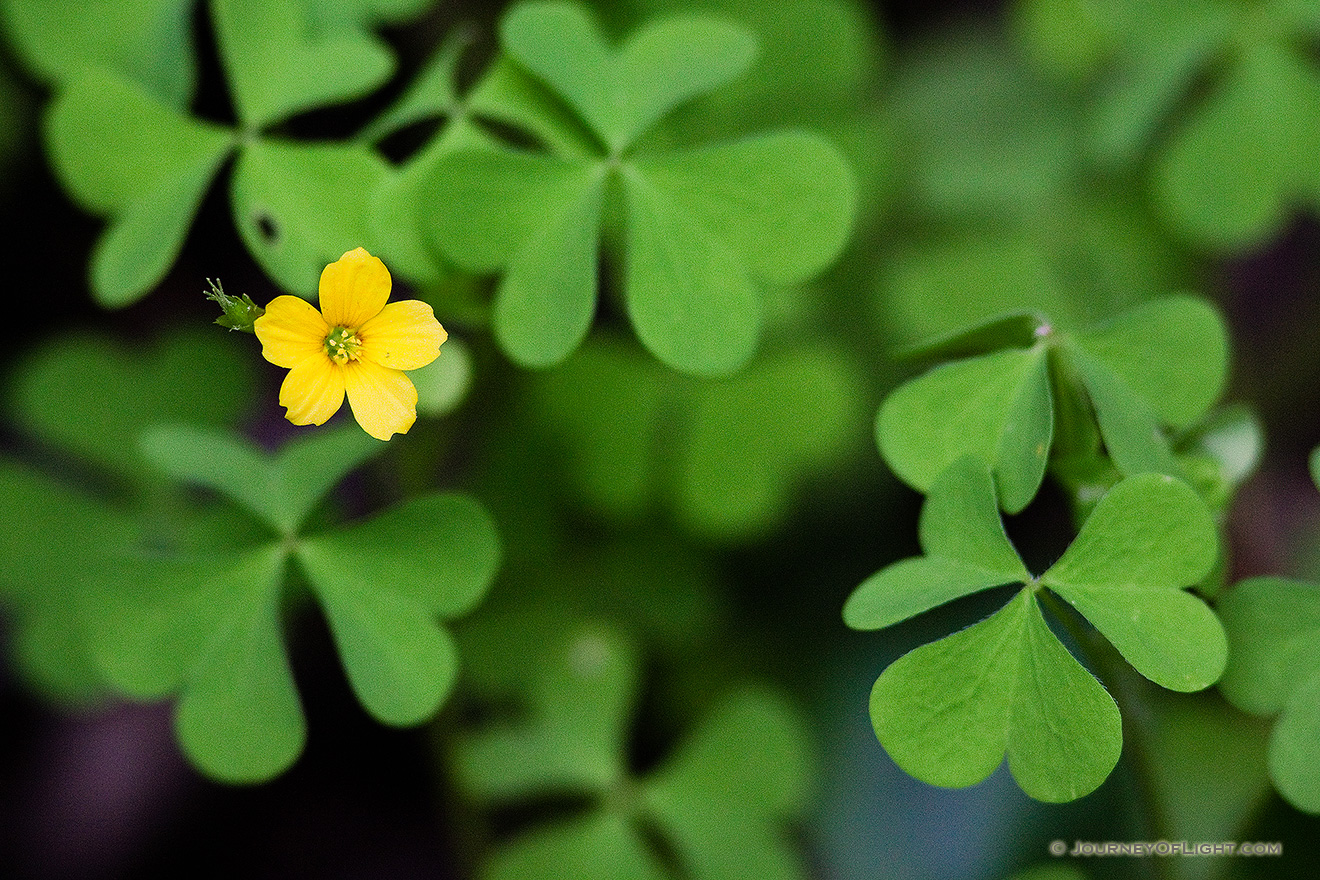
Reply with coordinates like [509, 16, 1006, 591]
[324, 326, 362, 365]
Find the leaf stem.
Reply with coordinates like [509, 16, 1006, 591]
[1036, 589, 1180, 880]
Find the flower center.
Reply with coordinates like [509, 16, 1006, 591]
[324, 326, 362, 365]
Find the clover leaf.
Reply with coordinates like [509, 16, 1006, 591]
[421, 1, 856, 375]
[526, 338, 862, 540]
[212, 0, 394, 132]
[1218, 575, 1320, 814]
[451, 614, 812, 880]
[84, 424, 501, 782]
[41, 0, 399, 304]
[877, 295, 1229, 513]
[844, 457, 1224, 800]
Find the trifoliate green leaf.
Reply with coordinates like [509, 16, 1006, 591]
[453, 616, 813, 879]
[846, 460, 1222, 800]
[421, 2, 855, 374]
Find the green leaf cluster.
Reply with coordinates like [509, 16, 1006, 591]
[844, 457, 1224, 800]
[82, 424, 501, 782]
[1012, 0, 1320, 250]
[451, 614, 813, 880]
[877, 296, 1229, 514]
[525, 338, 864, 540]
[1215, 447, 1320, 815]
[420, 1, 857, 374]
[875, 25, 1185, 348]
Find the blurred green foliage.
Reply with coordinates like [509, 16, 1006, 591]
[2, 0, 1320, 878]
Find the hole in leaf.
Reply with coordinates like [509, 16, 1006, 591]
[254, 212, 279, 245]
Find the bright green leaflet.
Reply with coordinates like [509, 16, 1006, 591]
[1040, 474, 1225, 691]
[871, 586, 1121, 802]
[421, 1, 856, 374]
[499, 1, 758, 155]
[626, 0, 884, 139]
[845, 458, 1223, 800]
[1218, 576, 1320, 814]
[231, 138, 390, 296]
[211, 0, 394, 132]
[452, 616, 813, 880]
[877, 344, 1053, 514]
[85, 424, 500, 782]
[298, 493, 501, 725]
[619, 167, 759, 376]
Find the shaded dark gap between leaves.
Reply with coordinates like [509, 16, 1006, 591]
[484, 792, 598, 841]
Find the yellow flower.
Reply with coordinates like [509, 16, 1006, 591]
[254, 247, 447, 441]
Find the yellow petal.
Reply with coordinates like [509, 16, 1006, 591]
[255, 295, 329, 368]
[279, 355, 346, 426]
[357, 300, 448, 371]
[318, 247, 390, 330]
[343, 358, 419, 441]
